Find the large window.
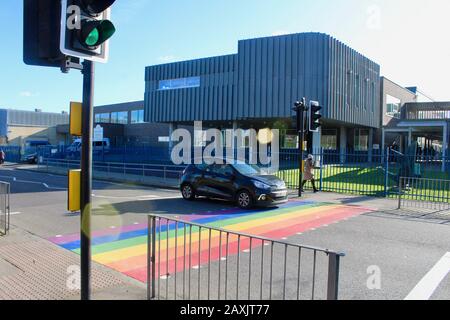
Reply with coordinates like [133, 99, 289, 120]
[95, 113, 110, 123]
[131, 110, 145, 124]
[386, 95, 401, 118]
[158, 76, 200, 91]
[321, 129, 338, 150]
[354, 129, 369, 151]
[111, 112, 128, 124]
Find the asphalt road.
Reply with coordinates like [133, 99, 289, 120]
[1, 166, 449, 300]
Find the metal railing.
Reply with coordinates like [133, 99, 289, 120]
[398, 177, 450, 211]
[0, 182, 10, 236]
[147, 215, 344, 301]
[40, 158, 185, 181]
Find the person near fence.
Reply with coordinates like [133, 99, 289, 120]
[0, 149, 5, 165]
[302, 154, 318, 193]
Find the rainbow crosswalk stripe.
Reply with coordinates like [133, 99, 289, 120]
[49, 201, 371, 283]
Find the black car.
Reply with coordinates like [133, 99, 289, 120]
[22, 153, 38, 164]
[180, 162, 288, 209]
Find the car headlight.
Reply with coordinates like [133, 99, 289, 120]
[253, 180, 271, 190]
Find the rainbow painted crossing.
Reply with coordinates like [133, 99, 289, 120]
[49, 201, 372, 283]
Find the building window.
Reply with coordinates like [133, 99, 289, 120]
[111, 112, 128, 124]
[354, 129, 369, 151]
[95, 113, 110, 123]
[131, 110, 145, 124]
[321, 129, 338, 151]
[158, 76, 200, 91]
[386, 95, 401, 119]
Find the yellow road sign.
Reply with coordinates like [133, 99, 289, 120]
[68, 170, 81, 212]
[70, 102, 82, 136]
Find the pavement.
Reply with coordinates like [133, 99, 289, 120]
[0, 164, 449, 300]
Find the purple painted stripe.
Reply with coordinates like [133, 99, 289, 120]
[48, 207, 243, 245]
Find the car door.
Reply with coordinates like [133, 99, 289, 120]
[206, 164, 236, 200]
[194, 165, 219, 197]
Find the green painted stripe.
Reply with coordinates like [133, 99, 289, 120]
[81, 202, 332, 255]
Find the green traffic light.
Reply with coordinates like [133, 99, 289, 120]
[85, 28, 99, 47]
[79, 20, 116, 49]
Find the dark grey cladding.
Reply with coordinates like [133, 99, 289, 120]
[145, 32, 381, 128]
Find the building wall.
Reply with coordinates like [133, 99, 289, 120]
[7, 125, 65, 147]
[381, 77, 417, 127]
[124, 123, 171, 147]
[145, 33, 381, 128]
[6, 109, 69, 127]
[145, 54, 237, 123]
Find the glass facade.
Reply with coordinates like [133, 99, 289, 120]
[111, 111, 128, 124]
[321, 129, 338, 150]
[131, 110, 145, 123]
[158, 77, 201, 91]
[354, 129, 369, 151]
[386, 94, 401, 118]
[95, 113, 110, 123]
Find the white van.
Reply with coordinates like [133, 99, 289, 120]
[67, 138, 111, 153]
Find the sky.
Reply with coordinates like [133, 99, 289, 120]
[1, 0, 449, 113]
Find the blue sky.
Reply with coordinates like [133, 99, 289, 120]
[1, 0, 449, 112]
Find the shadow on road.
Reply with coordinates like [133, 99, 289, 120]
[92, 197, 239, 217]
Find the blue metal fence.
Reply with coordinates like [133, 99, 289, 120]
[38, 144, 449, 198]
[0, 146, 22, 163]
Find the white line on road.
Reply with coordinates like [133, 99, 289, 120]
[92, 194, 181, 201]
[405, 252, 450, 300]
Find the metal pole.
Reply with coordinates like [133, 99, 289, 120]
[327, 252, 342, 300]
[297, 98, 306, 197]
[80, 60, 94, 301]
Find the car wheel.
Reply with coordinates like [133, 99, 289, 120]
[181, 184, 196, 201]
[237, 190, 253, 209]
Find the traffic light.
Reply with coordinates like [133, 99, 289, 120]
[60, 0, 116, 63]
[309, 101, 322, 132]
[23, 0, 65, 67]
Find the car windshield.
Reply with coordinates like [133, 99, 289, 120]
[232, 163, 261, 176]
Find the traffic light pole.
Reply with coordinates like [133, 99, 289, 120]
[80, 60, 94, 300]
[295, 98, 307, 198]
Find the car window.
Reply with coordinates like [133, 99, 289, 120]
[195, 164, 208, 171]
[233, 163, 261, 176]
[212, 164, 234, 176]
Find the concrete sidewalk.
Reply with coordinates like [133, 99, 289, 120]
[0, 225, 146, 300]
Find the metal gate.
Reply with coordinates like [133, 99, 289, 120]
[0, 182, 10, 236]
[398, 177, 450, 211]
[147, 215, 344, 301]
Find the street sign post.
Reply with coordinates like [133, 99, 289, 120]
[93, 125, 104, 142]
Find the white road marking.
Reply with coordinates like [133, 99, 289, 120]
[92, 194, 180, 201]
[10, 212, 21, 215]
[0, 175, 67, 190]
[405, 252, 450, 300]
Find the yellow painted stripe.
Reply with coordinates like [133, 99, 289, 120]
[93, 204, 341, 265]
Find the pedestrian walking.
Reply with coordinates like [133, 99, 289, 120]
[0, 149, 5, 165]
[302, 154, 318, 193]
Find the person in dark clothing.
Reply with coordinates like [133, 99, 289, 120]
[302, 154, 318, 193]
[0, 149, 5, 165]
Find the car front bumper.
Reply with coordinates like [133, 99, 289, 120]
[254, 189, 289, 207]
